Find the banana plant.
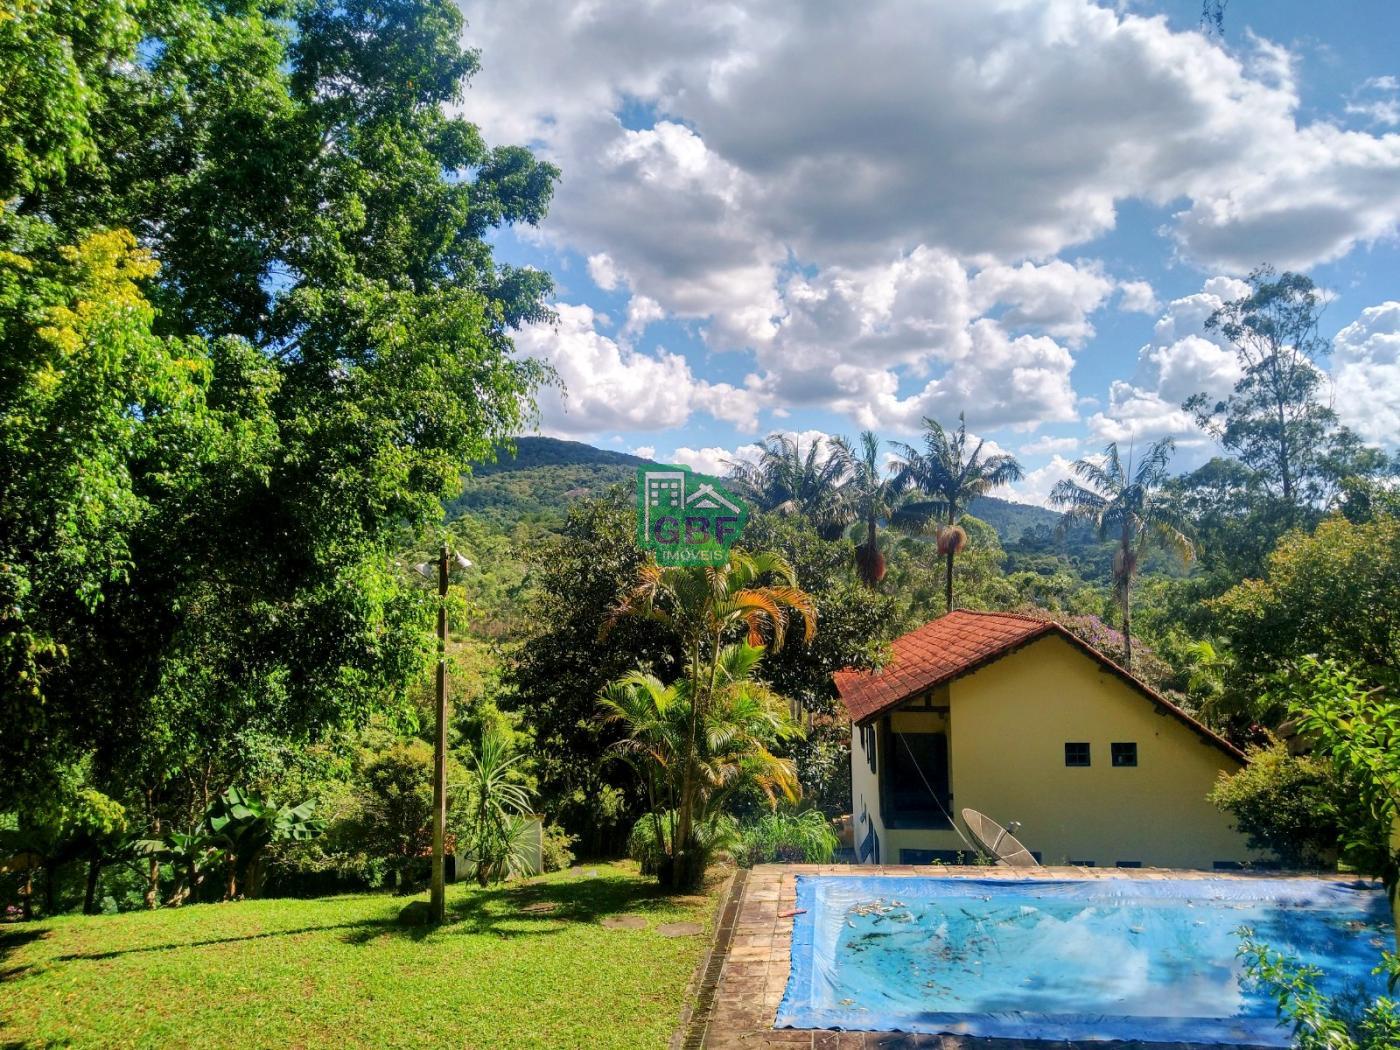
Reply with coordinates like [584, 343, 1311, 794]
[205, 786, 323, 900]
[134, 829, 224, 907]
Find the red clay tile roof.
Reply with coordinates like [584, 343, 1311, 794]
[833, 609, 1245, 763]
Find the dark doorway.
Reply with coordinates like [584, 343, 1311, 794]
[882, 722, 951, 829]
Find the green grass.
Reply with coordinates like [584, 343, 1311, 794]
[0, 862, 719, 1049]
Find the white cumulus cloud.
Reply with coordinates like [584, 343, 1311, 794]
[1333, 302, 1400, 447]
[513, 303, 767, 437]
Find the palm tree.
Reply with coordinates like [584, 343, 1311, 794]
[829, 431, 901, 587]
[1049, 438, 1193, 671]
[891, 413, 1024, 613]
[602, 551, 815, 889]
[599, 643, 801, 882]
[726, 433, 851, 540]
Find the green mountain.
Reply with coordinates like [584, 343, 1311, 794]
[448, 437, 1062, 544]
[966, 495, 1060, 542]
[447, 437, 651, 528]
[468, 436, 652, 476]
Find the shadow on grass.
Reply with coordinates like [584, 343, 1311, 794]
[9, 872, 705, 962]
[52, 920, 399, 963]
[342, 872, 689, 945]
[0, 925, 45, 984]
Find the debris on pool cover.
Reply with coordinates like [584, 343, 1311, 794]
[776, 875, 1393, 1046]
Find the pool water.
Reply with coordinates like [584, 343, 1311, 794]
[776, 876, 1394, 1045]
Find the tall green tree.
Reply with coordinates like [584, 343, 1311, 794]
[0, 229, 227, 803]
[1186, 267, 1356, 510]
[1209, 514, 1400, 725]
[605, 551, 814, 889]
[1050, 439, 1192, 671]
[891, 413, 1023, 613]
[830, 431, 900, 587]
[727, 433, 851, 540]
[2, 0, 559, 826]
[502, 495, 678, 854]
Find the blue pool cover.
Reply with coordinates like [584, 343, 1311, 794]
[776, 875, 1394, 1046]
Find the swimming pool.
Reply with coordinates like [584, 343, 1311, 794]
[776, 875, 1394, 1046]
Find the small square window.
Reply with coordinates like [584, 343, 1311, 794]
[1111, 742, 1138, 767]
[1064, 742, 1091, 767]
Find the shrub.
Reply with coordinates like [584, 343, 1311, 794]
[737, 809, 839, 866]
[1208, 743, 1342, 869]
[627, 812, 739, 877]
[354, 740, 467, 892]
[541, 823, 576, 873]
[461, 730, 535, 886]
[1239, 933, 1400, 1049]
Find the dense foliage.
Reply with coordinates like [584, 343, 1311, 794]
[2, 0, 556, 914]
[1207, 743, 1344, 869]
[1210, 516, 1400, 724]
[603, 551, 815, 889]
[1235, 656, 1400, 1048]
[736, 809, 840, 866]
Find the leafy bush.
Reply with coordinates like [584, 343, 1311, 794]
[1281, 657, 1399, 890]
[1232, 657, 1400, 1047]
[788, 719, 852, 818]
[737, 809, 839, 867]
[1208, 743, 1343, 869]
[627, 812, 739, 877]
[541, 824, 576, 872]
[1239, 933, 1400, 1049]
[461, 730, 535, 885]
[354, 740, 467, 893]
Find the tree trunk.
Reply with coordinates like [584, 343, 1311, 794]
[145, 812, 160, 910]
[20, 869, 33, 921]
[225, 854, 238, 901]
[670, 638, 712, 892]
[945, 549, 954, 614]
[246, 855, 265, 899]
[83, 859, 102, 915]
[1121, 583, 1133, 672]
[1276, 397, 1292, 506]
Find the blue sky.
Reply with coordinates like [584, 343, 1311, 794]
[461, 0, 1400, 504]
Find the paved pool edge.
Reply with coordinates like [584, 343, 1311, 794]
[701, 863, 1371, 1049]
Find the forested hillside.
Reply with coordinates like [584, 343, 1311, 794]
[448, 437, 652, 527]
[449, 436, 1062, 541]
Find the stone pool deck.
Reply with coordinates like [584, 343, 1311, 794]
[683, 863, 1357, 1050]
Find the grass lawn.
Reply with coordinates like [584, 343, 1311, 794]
[0, 861, 722, 1049]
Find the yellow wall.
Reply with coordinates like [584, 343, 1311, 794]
[850, 711, 882, 859]
[851, 634, 1256, 869]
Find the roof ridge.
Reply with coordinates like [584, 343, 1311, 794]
[947, 609, 1049, 622]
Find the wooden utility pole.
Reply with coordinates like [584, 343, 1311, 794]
[429, 543, 449, 923]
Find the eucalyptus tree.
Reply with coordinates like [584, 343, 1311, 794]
[891, 414, 1024, 613]
[830, 431, 902, 587]
[603, 551, 815, 889]
[1186, 267, 1337, 511]
[727, 433, 851, 540]
[1050, 439, 1193, 671]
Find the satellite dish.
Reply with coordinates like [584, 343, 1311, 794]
[961, 808, 1040, 868]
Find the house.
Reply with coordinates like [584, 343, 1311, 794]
[835, 610, 1255, 870]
